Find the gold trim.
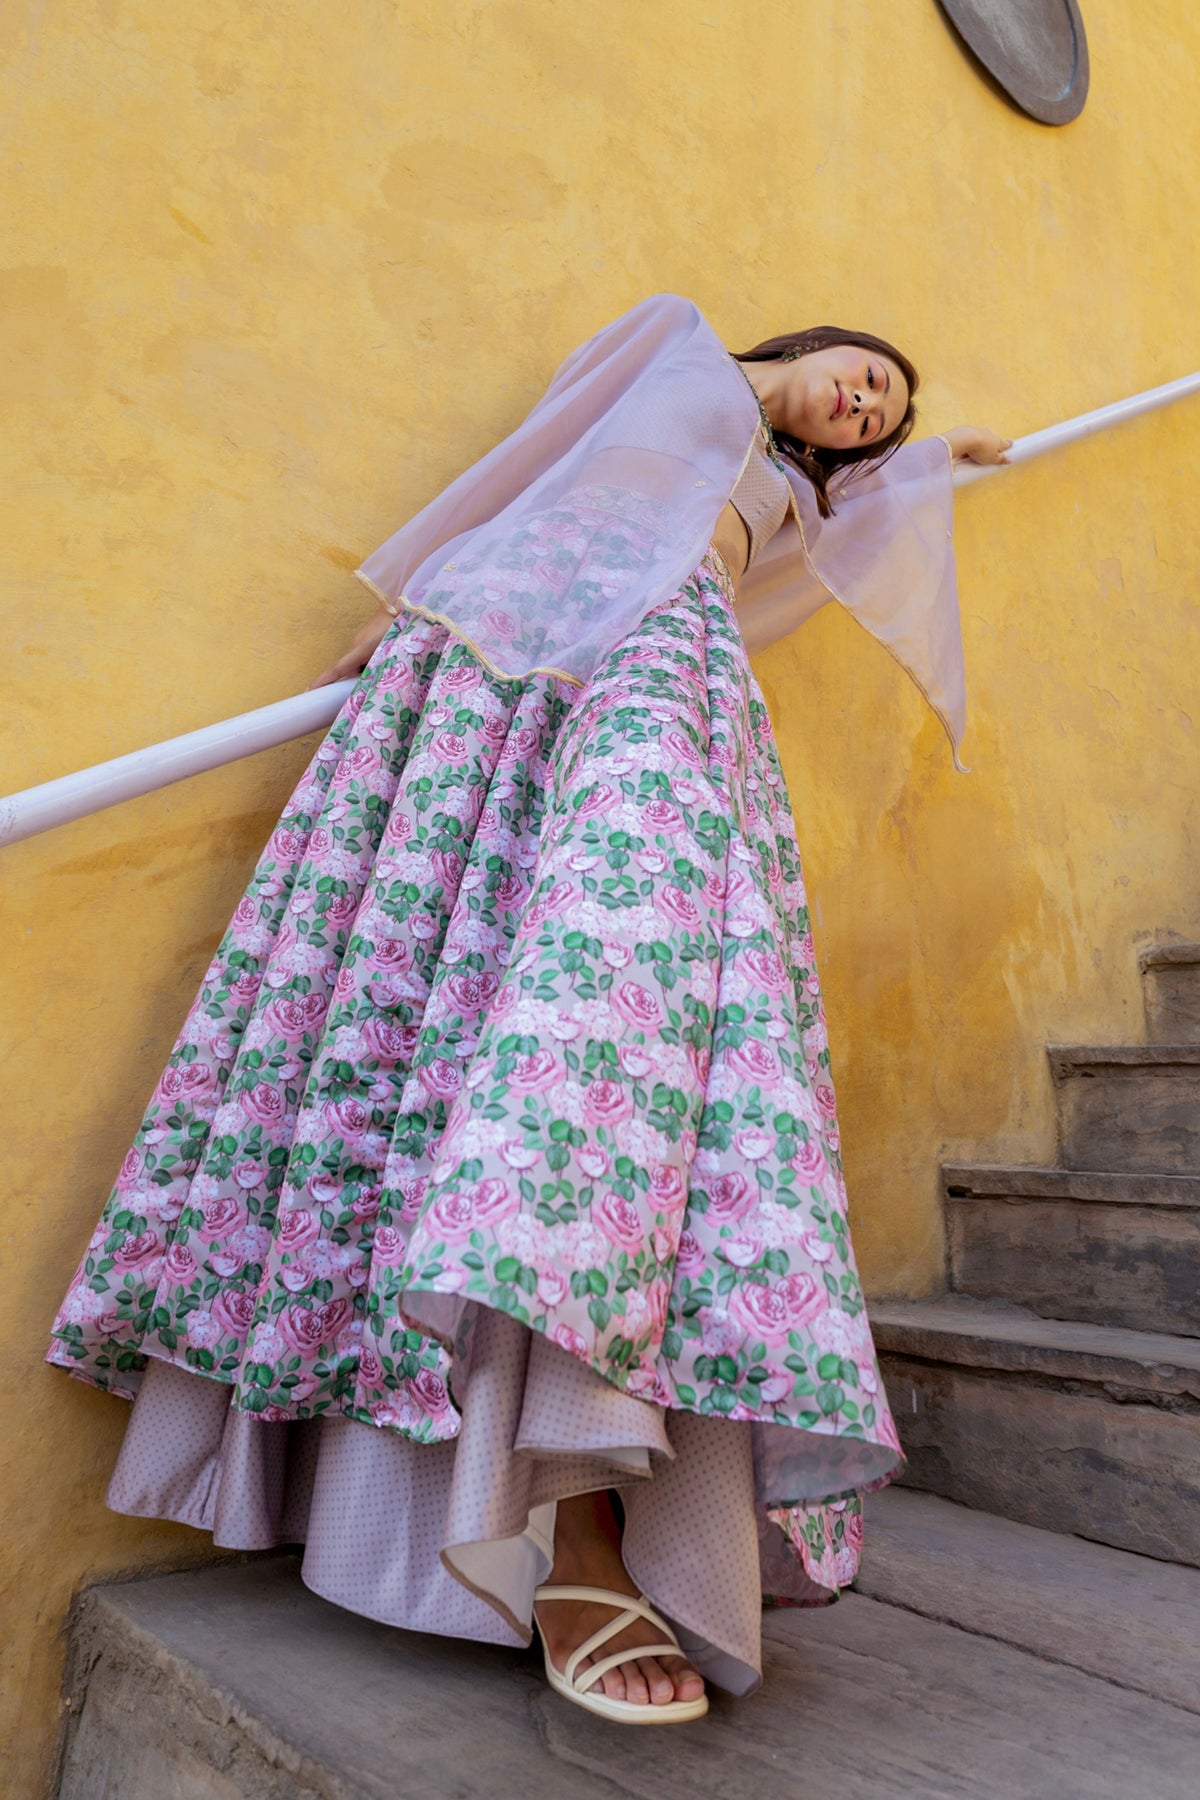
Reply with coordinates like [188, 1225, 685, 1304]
[355, 569, 584, 689]
[354, 568, 400, 616]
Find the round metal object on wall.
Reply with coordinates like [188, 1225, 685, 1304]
[937, 0, 1089, 124]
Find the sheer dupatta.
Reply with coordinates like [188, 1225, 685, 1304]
[356, 294, 966, 768]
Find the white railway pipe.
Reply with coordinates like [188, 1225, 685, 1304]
[0, 682, 355, 848]
[952, 369, 1200, 486]
[3, 372, 1198, 847]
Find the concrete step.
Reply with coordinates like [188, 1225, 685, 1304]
[856, 1486, 1200, 1715]
[944, 1163, 1200, 1336]
[1141, 943, 1200, 1044]
[1049, 1044, 1200, 1173]
[58, 1555, 1200, 1799]
[871, 1297, 1200, 1565]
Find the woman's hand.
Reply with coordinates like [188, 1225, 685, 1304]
[307, 605, 395, 690]
[943, 425, 1014, 465]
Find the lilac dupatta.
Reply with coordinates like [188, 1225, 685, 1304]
[355, 294, 966, 768]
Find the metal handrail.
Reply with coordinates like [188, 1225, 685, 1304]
[4, 370, 1199, 848]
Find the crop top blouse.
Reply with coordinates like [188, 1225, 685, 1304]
[728, 434, 793, 566]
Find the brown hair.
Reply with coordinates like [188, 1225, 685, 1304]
[733, 327, 919, 517]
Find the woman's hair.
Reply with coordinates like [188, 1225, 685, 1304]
[733, 327, 919, 517]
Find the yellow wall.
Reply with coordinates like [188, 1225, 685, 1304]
[3, 1, 1198, 1786]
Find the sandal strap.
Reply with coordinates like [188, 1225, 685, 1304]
[534, 1585, 674, 1637]
[575, 1641, 685, 1696]
[533, 1584, 683, 1692]
[564, 1608, 641, 1687]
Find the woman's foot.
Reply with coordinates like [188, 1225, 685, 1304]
[533, 1490, 706, 1708]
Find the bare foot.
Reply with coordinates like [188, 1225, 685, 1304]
[534, 1490, 706, 1708]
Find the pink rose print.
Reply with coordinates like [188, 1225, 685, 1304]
[421, 1058, 463, 1100]
[214, 1288, 257, 1336]
[582, 1079, 633, 1127]
[323, 893, 358, 929]
[335, 745, 379, 781]
[277, 1208, 321, 1253]
[612, 982, 663, 1029]
[411, 1368, 452, 1417]
[675, 1230, 705, 1273]
[738, 947, 787, 993]
[576, 783, 618, 819]
[596, 1189, 642, 1250]
[481, 607, 518, 641]
[277, 1298, 350, 1357]
[508, 1049, 560, 1094]
[372, 1224, 406, 1265]
[372, 937, 412, 970]
[116, 1149, 142, 1190]
[243, 1082, 286, 1126]
[643, 799, 684, 833]
[703, 1171, 756, 1224]
[201, 1195, 244, 1240]
[537, 1267, 569, 1307]
[162, 1243, 197, 1285]
[270, 827, 307, 862]
[577, 1146, 611, 1179]
[444, 969, 499, 1013]
[648, 1163, 687, 1212]
[790, 1139, 827, 1182]
[266, 994, 327, 1040]
[112, 1229, 160, 1269]
[233, 1160, 266, 1189]
[730, 1039, 780, 1083]
[351, 1184, 382, 1221]
[552, 1323, 589, 1358]
[732, 1126, 775, 1161]
[365, 1017, 417, 1064]
[730, 1271, 824, 1345]
[654, 884, 702, 930]
[326, 1098, 371, 1138]
[815, 1084, 838, 1119]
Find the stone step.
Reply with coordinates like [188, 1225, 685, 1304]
[871, 1297, 1200, 1565]
[1141, 943, 1200, 1044]
[943, 1163, 1200, 1336]
[1048, 1043, 1200, 1173]
[856, 1486, 1200, 1715]
[58, 1555, 1200, 1799]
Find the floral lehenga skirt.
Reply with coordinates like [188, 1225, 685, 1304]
[47, 491, 902, 1695]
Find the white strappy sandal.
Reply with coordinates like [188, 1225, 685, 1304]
[533, 1584, 709, 1724]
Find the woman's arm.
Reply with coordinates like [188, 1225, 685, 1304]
[942, 425, 1013, 466]
[307, 603, 395, 689]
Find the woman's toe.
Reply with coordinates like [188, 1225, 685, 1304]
[673, 1662, 705, 1703]
[614, 1661, 647, 1705]
[640, 1656, 677, 1705]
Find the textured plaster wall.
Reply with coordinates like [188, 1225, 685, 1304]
[3, 1, 1199, 1788]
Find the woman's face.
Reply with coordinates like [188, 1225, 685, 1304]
[781, 344, 910, 453]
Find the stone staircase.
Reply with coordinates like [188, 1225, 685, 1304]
[52, 944, 1200, 1797]
[873, 941, 1200, 1566]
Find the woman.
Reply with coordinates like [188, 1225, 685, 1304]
[47, 295, 1009, 1724]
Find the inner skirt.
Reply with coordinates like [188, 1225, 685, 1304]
[48, 500, 902, 1694]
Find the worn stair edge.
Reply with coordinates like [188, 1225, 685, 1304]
[1139, 944, 1200, 970]
[58, 1558, 600, 1800]
[1048, 1043, 1200, 1073]
[870, 1298, 1200, 1398]
[856, 1488, 1200, 1716]
[942, 1164, 1200, 1207]
[58, 1556, 1200, 1800]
